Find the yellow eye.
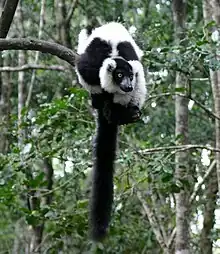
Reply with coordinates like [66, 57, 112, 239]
[117, 73, 123, 78]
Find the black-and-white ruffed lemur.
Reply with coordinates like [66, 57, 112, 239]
[75, 22, 147, 241]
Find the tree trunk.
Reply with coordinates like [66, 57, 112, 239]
[203, 0, 220, 191]
[55, 0, 72, 48]
[201, 1, 220, 252]
[200, 170, 218, 254]
[174, 73, 190, 254]
[0, 55, 11, 153]
[172, 1, 190, 253]
[0, 0, 16, 153]
[0, 0, 19, 38]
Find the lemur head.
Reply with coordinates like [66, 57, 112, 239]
[111, 58, 134, 92]
[99, 57, 136, 94]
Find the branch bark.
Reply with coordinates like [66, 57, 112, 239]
[0, 64, 66, 72]
[0, 0, 19, 38]
[0, 38, 78, 66]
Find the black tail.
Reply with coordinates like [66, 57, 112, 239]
[90, 109, 118, 241]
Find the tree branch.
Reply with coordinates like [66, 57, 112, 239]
[0, 38, 78, 66]
[140, 144, 220, 155]
[167, 227, 176, 250]
[189, 160, 216, 204]
[0, 64, 66, 72]
[167, 160, 216, 249]
[0, 0, 19, 38]
[65, 0, 78, 24]
[43, 158, 54, 205]
[137, 191, 169, 253]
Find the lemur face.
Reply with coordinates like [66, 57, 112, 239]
[112, 58, 134, 92]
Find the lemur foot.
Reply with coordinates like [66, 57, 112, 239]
[128, 105, 141, 122]
[117, 105, 141, 125]
[103, 102, 141, 125]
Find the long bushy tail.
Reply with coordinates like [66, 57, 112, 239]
[90, 110, 118, 241]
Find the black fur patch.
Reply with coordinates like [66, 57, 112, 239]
[90, 110, 118, 241]
[117, 41, 139, 60]
[103, 100, 141, 125]
[91, 92, 113, 109]
[113, 58, 132, 71]
[77, 38, 112, 86]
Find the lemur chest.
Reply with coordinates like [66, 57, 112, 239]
[113, 92, 132, 105]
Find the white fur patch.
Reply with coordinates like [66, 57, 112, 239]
[77, 29, 89, 54]
[75, 68, 102, 94]
[76, 24, 146, 109]
[99, 58, 121, 94]
[99, 58, 133, 105]
[128, 60, 147, 108]
[113, 93, 132, 105]
[99, 58, 147, 108]
[78, 22, 143, 60]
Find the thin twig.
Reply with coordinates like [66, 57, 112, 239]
[140, 144, 220, 155]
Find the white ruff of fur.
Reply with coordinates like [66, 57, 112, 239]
[99, 58, 131, 106]
[128, 60, 147, 108]
[99, 58, 147, 107]
[99, 58, 121, 93]
[78, 22, 143, 60]
[113, 61, 146, 107]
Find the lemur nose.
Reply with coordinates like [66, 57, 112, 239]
[125, 86, 133, 92]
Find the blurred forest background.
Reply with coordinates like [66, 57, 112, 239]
[0, 0, 220, 253]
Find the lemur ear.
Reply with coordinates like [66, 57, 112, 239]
[102, 58, 117, 72]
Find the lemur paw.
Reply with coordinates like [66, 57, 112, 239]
[117, 105, 141, 125]
[104, 58, 116, 72]
[129, 105, 142, 122]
